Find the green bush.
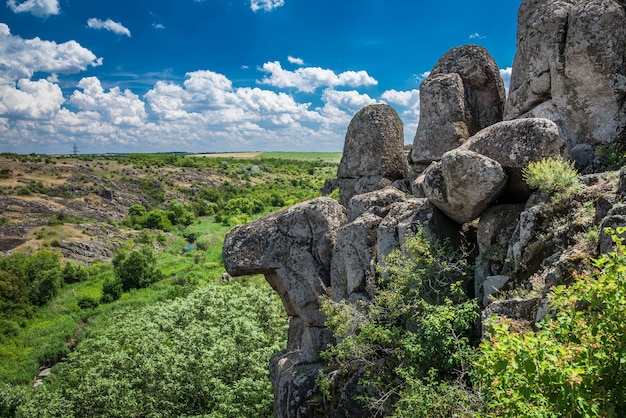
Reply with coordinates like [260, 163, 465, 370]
[166, 201, 195, 227]
[62, 262, 88, 284]
[112, 245, 162, 291]
[100, 277, 122, 303]
[320, 228, 480, 415]
[475, 227, 626, 417]
[15, 282, 287, 417]
[77, 296, 99, 310]
[143, 209, 172, 231]
[25, 250, 63, 306]
[522, 157, 580, 195]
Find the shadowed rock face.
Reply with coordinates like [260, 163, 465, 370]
[506, 0, 626, 159]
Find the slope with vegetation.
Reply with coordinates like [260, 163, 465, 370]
[0, 152, 339, 417]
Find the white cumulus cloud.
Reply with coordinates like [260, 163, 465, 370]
[259, 61, 377, 93]
[250, 0, 284, 12]
[499, 67, 512, 92]
[0, 78, 64, 119]
[0, 25, 425, 154]
[287, 56, 304, 65]
[7, 0, 59, 17]
[70, 77, 147, 126]
[87, 18, 131, 37]
[0, 24, 102, 84]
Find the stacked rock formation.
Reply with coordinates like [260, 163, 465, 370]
[222, 1, 626, 416]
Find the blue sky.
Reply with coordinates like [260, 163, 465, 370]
[0, 0, 521, 154]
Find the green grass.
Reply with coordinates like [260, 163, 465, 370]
[259, 151, 342, 162]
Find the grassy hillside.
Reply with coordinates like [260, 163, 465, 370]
[0, 152, 339, 417]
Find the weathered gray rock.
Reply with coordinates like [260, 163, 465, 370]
[460, 118, 569, 199]
[346, 186, 406, 223]
[423, 149, 507, 223]
[376, 198, 461, 264]
[482, 275, 510, 306]
[505, 0, 626, 161]
[330, 212, 382, 302]
[412, 73, 469, 164]
[482, 297, 544, 333]
[411, 45, 506, 164]
[599, 215, 626, 254]
[338, 104, 409, 206]
[619, 166, 626, 197]
[223, 197, 346, 358]
[223, 197, 348, 417]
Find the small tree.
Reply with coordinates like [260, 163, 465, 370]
[112, 246, 162, 291]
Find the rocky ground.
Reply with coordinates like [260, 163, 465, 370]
[0, 155, 221, 263]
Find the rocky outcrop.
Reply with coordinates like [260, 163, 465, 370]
[376, 198, 460, 264]
[345, 186, 406, 223]
[505, 0, 626, 164]
[223, 197, 347, 417]
[459, 118, 569, 200]
[221, 2, 626, 414]
[475, 204, 525, 305]
[411, 45, 506, 164]
[223, 197, 347, 360]
[330, 212, 381, 303]
[422, 149, 507, 223]
[337, 104, 409, 206]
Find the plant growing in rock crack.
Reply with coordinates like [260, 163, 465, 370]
[522, 157, 581, 197]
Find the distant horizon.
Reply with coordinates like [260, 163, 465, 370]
[1, 0, 520, 155]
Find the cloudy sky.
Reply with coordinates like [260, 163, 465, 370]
[0, 0, 521, 154]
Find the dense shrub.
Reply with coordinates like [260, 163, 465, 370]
[475, 227, 626, 417]
[21, 250, 64, 307]
[166, 201, 195, 227]
[15, 282, 287, 417]
[112, 245, 162, 291]
[320, 229, 480, 416]
[143, 209, 172, 231]
[100, 277, 122, 303]
[62, 262, 88, 284]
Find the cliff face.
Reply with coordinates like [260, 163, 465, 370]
[222, 1, 626, 416]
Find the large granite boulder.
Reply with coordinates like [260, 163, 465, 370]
[505, 0, 626, 164]
[460, 118, 569, 200]
[338, 104, 409, 206]
[411, 45, 506, 164]
[223, 197, 347, 358]
[422, 149, 508, 224]
[411, 73, 469, 164]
